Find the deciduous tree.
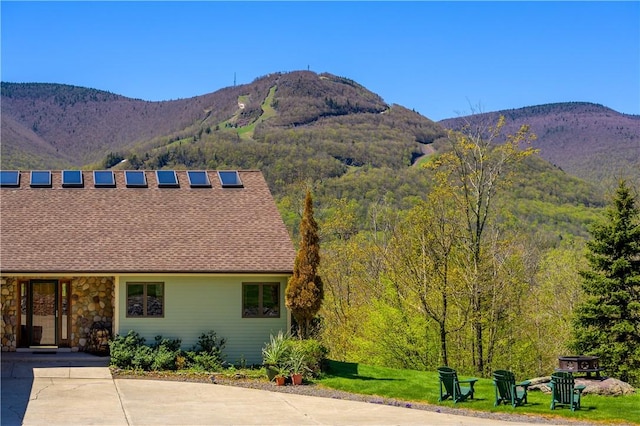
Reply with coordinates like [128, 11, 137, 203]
[384, 184, 466, 367]
[524, 239, 585, 377]
[429, 115, 537, 375]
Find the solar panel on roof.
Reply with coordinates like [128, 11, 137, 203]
[125, 171, 147, 187]
[218, 171, 243, 188]
[30, 171, 52, 187]
[187, 171, 211, 187]
[62, 170, 84, 187]
[0, 171, 20, 187]
[156, 170, 179, 187]
[94, 171, 115, 187]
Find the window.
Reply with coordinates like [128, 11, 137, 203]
[30, 171, 52, 187]
[218, 171, 243, 188]
[62, 170, 83, 187]
[126, 282, 164, 317]
[94, 170, 116, 187]
[156, 170, 179, 187]
[242, 283, 280, 318]
[187, 171, 211, 188]
[125, 170, 147, 187]
[0, 171, 20, 187]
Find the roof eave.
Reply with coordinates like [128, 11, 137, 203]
[0, 269, 294, 276]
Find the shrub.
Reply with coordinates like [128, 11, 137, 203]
[131, 344, 154, 370]
[287, 338, 327, 377]
[261, 333, 328, 378]
[152, 346, 178, 371]
[175, 354, 187, 370]
[110, 331, 147, 369]
[288, 345, 309, 375]
[150, 336, 182, 371]
[153, 335, 182, 352]
[195, 330, 226, 358]
[181, 330, 227, 371]
[262, 331, 291, 366]
[110, 329, 229, 372]
[110, 331, 183, 371]
[187, 352, 224, 371]
[262, 331, 294, 381]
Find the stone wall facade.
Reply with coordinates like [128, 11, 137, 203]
[1, 278, 18, 351]
[0, 276, 114, 352]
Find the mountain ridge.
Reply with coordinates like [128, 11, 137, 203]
[439, 102, 640, 187]
[2, 71, 638, 189]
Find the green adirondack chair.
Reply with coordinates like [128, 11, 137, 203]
[550, 371, 586, 411]
[437, 366, 478, 403]
[492, 370, 531, 407]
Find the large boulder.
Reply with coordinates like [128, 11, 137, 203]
[528, 376, 635, 396]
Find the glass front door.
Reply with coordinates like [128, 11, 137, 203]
[30, 280, 57, 346]
[19, 280, 71, 347]
[18, 280, 72, 348]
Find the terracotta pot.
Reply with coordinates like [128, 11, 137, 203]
[275, 376, 286, 386]
[291, 373, 303, 385]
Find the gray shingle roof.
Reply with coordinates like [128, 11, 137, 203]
[0, 170, 295, 274]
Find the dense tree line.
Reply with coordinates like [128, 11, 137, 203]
[313, 119, 640, 385]
[316, 171, 639, 385]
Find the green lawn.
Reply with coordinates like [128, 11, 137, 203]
[236, 85, 277, 140]
[315, 360, 640, 425]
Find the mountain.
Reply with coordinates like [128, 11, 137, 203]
[2, 73, 637, 191]
[1, 72, 441, 170]
[0, 82, 252, 168]
[439, 103, 640, 188]
[1, 70, 622, 242]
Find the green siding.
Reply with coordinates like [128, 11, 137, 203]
[117, 275, 289, 365]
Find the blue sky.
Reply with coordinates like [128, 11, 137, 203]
[2, 1, 638, 121]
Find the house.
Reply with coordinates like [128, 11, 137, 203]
[0, 170, 296, 365]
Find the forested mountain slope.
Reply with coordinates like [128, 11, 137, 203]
[1, 81, 258, 167]
[1, 72, 440, 170]
[439, 103, 640, 188]
[4, 73, 637, 192]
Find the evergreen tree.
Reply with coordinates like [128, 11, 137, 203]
[571, 180, 640, 385]
[286, 190, 324, 339]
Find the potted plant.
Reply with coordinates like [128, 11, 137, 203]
[274, 364, 289, 386]
[288, 346, 308, 386]
[262, 331, 290, 382]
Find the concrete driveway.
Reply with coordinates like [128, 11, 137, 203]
[1, 354, 558, 426]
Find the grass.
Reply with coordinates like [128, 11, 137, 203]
[260, 86, 277, 120]
[111, 359, 639, 425]
[315, 360, 640, 425]
[236, 85, 277, 140]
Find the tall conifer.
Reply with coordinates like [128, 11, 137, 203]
[286, 190, 324, 339]
[571, 180, 640, 385]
